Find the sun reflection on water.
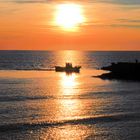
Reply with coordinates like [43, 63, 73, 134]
[54, 72, 83, 120]
[60, 73, 78, 93]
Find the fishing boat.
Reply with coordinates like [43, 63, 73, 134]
[55, 63, 81, 73]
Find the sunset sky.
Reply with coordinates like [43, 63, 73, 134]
[0, 0, 140, 50]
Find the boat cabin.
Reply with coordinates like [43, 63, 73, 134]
[66, 63, 73, 68]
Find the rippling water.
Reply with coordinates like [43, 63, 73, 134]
[0, 51, 140, 70]
[0, 51, 140, 140]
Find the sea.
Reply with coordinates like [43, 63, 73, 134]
[0, 51, 140, 140]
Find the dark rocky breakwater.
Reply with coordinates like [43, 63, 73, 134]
[97, 61, 140, 81]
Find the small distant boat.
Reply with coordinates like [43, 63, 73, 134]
[55, 63, 81, 73]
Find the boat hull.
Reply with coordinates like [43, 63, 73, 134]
[55, 66, 81, 73]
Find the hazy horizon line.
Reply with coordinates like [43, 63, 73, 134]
[0, 49, 140, 52]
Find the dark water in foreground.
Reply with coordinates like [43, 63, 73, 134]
[0, 51, 140, 140]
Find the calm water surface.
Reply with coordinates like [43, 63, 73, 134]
[0, 51, 140, 140]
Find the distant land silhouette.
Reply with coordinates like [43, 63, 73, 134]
[96, 60, 140, 81]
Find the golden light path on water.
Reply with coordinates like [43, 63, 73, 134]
[39, 70, 107, 139]
[56, 73, 83, 120]
[54, 3, 85, 31]
[60, 73, 78, 95]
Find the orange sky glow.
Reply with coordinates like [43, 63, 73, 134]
[0, 0, 140, 50]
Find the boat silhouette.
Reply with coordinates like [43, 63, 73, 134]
[55, 63, 81, 73]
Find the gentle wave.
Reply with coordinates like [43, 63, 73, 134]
[0, 92, 115, 102]
[0, 96, 53, 102]
[0, 90, 139, 102]
[0, 113, 140, 132]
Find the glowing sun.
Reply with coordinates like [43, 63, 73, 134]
[55, 4, 85, 31]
